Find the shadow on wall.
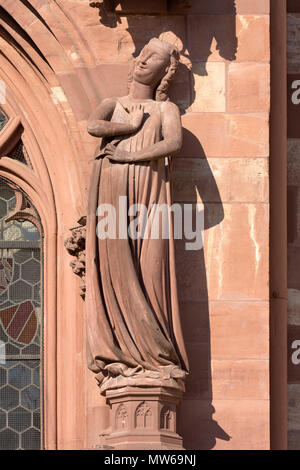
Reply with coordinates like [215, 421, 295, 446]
[90, 0, 237, 112]
[174, 130, 229, 449]
[89, 0, 237, 449]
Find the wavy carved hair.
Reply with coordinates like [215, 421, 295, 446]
[128, 38, 180, 102]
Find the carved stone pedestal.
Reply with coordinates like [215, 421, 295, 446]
[102, 386, 184, 450]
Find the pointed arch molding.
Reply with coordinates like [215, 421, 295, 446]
[0, 44, 84, 451]
[0, 116, 23, 156]
[0, 0, 93, 450]
[0, 157, 58, 451]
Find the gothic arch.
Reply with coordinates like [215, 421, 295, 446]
[0, 155, 57, 449]
[0, 1, 93, 449]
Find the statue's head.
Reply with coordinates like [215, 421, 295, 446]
[129, 38, 180, 101]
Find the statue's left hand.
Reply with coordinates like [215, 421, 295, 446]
[105, 143, 133, 163]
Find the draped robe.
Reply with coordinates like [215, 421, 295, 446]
[86, 97, 189, 392]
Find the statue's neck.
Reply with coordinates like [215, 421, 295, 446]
[129, 81, 154, 101]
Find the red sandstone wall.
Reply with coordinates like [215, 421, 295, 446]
[0, 0, 271, 449]
[175, 2, 270, 450]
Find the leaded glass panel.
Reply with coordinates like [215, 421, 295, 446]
[0, 109, 8, 133]
[0, 180, 42, 450]
[7, 141, 28, 166]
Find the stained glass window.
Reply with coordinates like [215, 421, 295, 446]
[0, 180, 42, 450]
[0, 107, 30, 166]
[7, 141, 28, 166]
[0, 109, 8, 133]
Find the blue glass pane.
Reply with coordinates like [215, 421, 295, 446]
[8, 364, 31, 389]
[21, 385, 40, 411]
[0, 385, 18, 410]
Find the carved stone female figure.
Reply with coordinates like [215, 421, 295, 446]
[86, 38, 189, 394]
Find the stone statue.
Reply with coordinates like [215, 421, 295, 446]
[86, 38, 189, 395]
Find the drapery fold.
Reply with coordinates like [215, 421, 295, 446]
[85, 99, 188, 390]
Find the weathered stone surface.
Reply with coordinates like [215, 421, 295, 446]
[180, 113, 269, 158]
[234, 0, 269, 14]
[204, 203, 269, 301]
[212, 359, 269, 400]
[209, 399, 270, 449]
[175, 203, 269, 302]
[58, 73, 93, 121]
[228, 63, 270, 112]
[0, 0, 272, 451]
[173, 157, 269, 203]
[102, 387, 184, 450]
[75, 12, 186, 63]
[189, 62, 226, 113]
[187, 15, 269, 63]
[187, 14, 238, 62]
[186, 0, 269, 15]
[209, 301, 269, 360]
[235, 15, 270, 62]
[178, 398, 269, 450]
[179, 300, 269, 367]
[89, 64, 130, 100]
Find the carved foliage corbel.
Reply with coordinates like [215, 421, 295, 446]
[64, 217, 86, 299]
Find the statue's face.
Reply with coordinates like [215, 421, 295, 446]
[133, 43, 170, 88]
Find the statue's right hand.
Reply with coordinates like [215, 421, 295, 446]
[128, 103, 144, 131]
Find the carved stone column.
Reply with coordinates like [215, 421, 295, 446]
[102, 387, 184, 450]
